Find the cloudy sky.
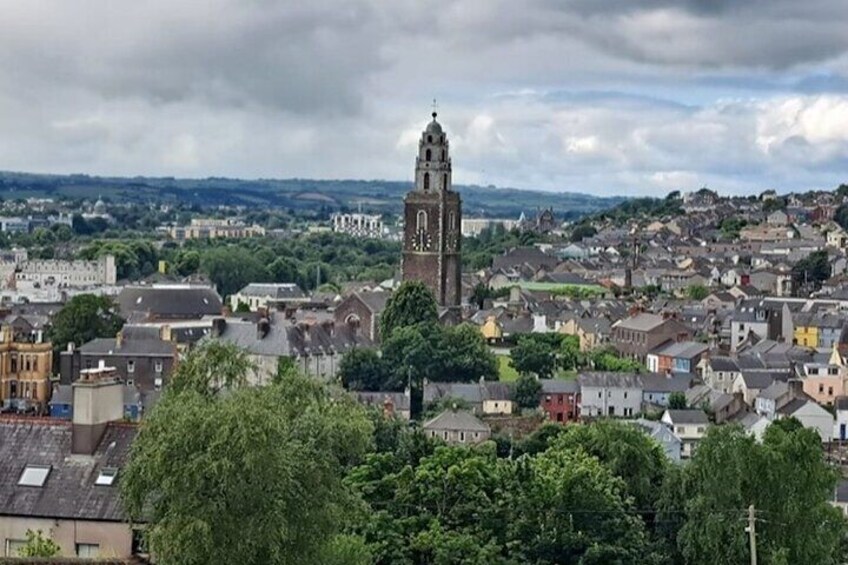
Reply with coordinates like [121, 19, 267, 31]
[2, 1, 848, 196]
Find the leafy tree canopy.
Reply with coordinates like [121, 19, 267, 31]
[47, 294, 124, 351]
[380, 281, 438, 338]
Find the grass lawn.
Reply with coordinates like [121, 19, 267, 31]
[498, 356, 519, 382]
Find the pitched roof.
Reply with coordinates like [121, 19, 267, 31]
[615, 313, 666, 332]
[653, 341, 708, 359]
[235, 283, 306, 300]
[664, 409, 710, 424]
[539, 379, 580, 394]
[78, 337, 176, 357]
[578, 372, 642, 389]
[709, 356, 740, 372]
[639, 373, 693, 393]
[422, 409, 490, 432]
[0, 419, 136, 521]
[117, 285, 222, 320]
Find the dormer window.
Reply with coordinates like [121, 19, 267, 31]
[18, 464, 51, 487]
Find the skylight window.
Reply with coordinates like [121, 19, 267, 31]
[95, 467, 118, 486]
[18, 464, 51, 487]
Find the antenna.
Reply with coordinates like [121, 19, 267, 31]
[431, 98, 438, 118]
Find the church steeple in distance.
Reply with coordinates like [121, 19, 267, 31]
[401, 110, 462, 307]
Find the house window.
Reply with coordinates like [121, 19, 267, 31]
[443, 431, 448, 440]
[459, 432, 465, 442]
[127, 360, 135, 373]
[608, 406, 614, 416]
[545, 395, 551, 403]
[697, 427, 705, 433]
[557, 396, 563, 405]
[830, 368, 839, 376]
[18, 464, 51, 487]
[820, 384, 825, 393]
[829, 387, 834, 396]
[154, 377, 163, 391]
[676, 426, 685, 434]
[76, 544, 100, 558]
[95, 467, 118, 486]
[5, 539, 27, 557]
[624, 392, 628, 399]
[556, 413, 563, 422]
[155, 360, 163, 373]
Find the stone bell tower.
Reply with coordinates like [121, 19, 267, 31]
[401, 111, 462, 307]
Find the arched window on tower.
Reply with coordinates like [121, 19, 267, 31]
[449, 211, 456, 231]
[425, 149, 431, 162]
[423, 172, 430, 191]
[441, 149, 445, 161]
[443, 174, 448, 191]
[427, 135, 433, 143]
[417, 210, 428, 231]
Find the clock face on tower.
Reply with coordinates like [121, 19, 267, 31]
[412, 229, 433, 251]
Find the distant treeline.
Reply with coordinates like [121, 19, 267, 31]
[0, 171, 624, 220]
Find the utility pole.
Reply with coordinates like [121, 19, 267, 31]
[746, 504, 757, 565]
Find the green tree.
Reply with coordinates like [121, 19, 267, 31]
[676, 423, 847, 565]
[16, 529, 60, 557]
[570, 222, 597, 243]
[201, 246, 269, 297]
[47, 294, 124, 351]
[514, 374, 542, 409]
[668, 391, 687, 410]
[792, 249, 831, 293]
[503, 444, 655, 563]
[559, 335, 583, 371]
[510, 335, 556, 378]
[339, 348, 388, 391]
[687, 285, 709, 300]
[440, 323, 498, 381]
[380, 281, 438, 338]
[174, 250, 201, 276]
[121, 344, 373, 565]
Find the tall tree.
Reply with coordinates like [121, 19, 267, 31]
[121, 344, 373, 565]
[47, 294, 124, 351]
[511, 335, 557, 378]
[338, 348, 388, 391]
[514, 374, 542, 409]
[380, 281, 438, 338]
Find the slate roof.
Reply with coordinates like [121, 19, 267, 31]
[422, 409, 490, 432]
[709, 356, 740, 372]
[757, 381, 789, 402]
[639, 373, 693, 393]
[614, 313, 666, 332]
[424, 382, 514, 404]
[235, 283, 306, 300]
[539, 379, 580, 394]
[0, 419, 137, 521]
[354, 291, 390, 313]
[578, 372, 642, 389]
[739, 371, 778, 390]
[116, 285, 223, 320]
[776, 397, 811, 416]
[79, 337, 176, 357]
[653, 341, 708, 359]
[214, 315, 371, 357]
[664, 409, 710, 425]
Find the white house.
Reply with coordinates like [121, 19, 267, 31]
[777, 398, 835, 443]
[661, 409, 710, 458]
[834, 396, 848, 442]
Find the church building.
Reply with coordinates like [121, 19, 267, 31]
[401, 111, 462, 307]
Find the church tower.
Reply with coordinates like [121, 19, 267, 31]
[401, 111, 462, 307]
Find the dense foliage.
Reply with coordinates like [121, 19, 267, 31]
[47, 294, 124, 351]
[121, 343, 848, 565]
[121, 342, 374, 565]
[379, 281, 439, 338]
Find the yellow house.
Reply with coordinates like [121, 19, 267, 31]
[558, 318, 579, 337]
[480, 316, 503, 341]
[794, 321, 819, 348]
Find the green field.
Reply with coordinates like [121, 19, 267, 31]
[498, 356, 519, 381]
[498, 356, 578, 382]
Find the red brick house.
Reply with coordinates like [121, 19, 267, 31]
[539, 379, 580, 424]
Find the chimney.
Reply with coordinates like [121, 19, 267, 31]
[257, 318, 271, 340]
[115, 328, 123, 348]
[72, 366, 123, 455]
[211, 317, 226, 338]
[787, 378, 804, 400]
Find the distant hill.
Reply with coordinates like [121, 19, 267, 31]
[0, 171, 625, 219]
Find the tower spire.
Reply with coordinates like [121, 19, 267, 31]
[431, 98, 438, 120]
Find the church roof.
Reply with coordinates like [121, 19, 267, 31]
[425, 112, 443, 134]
